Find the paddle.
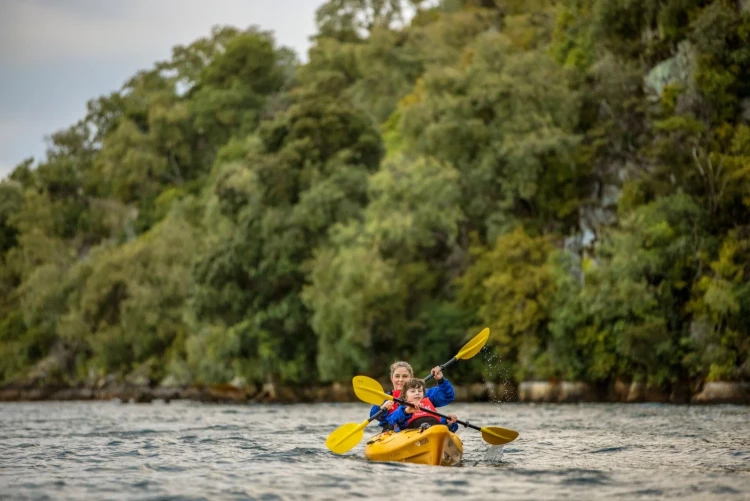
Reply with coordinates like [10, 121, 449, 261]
[423, 327, 490, 382]
[352, 375, 519, 446]
[326, 408, 386, 455]
[326, 327, 491, 454]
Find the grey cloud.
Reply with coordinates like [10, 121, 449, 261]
[1, 0, 322, 66]
[0, 0, 325, 179]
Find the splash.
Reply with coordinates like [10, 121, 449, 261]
[482, 444, 505, 463]
[481, 347, 513, 403]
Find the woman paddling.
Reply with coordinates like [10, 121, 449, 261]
[369, 361, 455, 430]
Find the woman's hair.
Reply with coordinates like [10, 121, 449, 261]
[390, 361, 413, 378]
[401, 378, 425, 397]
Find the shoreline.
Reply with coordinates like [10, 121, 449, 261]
[0, 380, 747, 405]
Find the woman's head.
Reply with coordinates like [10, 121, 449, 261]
[401, 378, 425, 404]
[390, 361, 413, 391]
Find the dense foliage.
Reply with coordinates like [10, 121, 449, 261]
[1, 0, 748, 391]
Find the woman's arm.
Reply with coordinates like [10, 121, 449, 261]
[425, 377, 455, 407]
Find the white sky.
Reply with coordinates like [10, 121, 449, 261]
[0, 0, 325, 179]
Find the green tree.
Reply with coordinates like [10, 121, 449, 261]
[457, 228, 556, 381]
[303, 155, 464, 380]
[687, 230, 750, 381]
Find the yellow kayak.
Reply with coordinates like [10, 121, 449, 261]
[364, 425, 463, 466]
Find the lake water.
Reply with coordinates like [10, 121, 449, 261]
[1, 401, 748, 500]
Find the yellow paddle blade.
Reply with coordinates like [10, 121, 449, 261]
[352, 376, 390, 405]
[456, 327, 490, 360]
[480, 426, 519, 445]
[326, 420, 368, 454]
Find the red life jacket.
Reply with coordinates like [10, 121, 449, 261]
[386, 389, 401, 415]
[404, 397, 440, 427]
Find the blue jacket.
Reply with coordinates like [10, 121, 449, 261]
[386, 404, 459, 433]
[369, 378, 456, 428]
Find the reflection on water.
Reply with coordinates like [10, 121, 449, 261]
[0, 401, 748, 500]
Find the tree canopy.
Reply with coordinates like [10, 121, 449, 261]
[1, 0, 749, 390]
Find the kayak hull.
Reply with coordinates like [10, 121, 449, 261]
[364, 425, 463, 466]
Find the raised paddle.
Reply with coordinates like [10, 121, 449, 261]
[352, 375, 519, 446]
[423, 327, 490, 382]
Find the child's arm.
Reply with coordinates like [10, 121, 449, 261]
[439, 414, 459, 433]
[425, 377, 455, 407]
[386, 406, 409, 431]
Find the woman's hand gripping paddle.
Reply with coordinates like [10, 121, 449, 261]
[423, 327, 490, 382]
[352, 375, 519, 446]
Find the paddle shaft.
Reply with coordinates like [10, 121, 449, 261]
[394, 396, 480, 432]
[423, 357, 457, 382]
[369, 407, 386, 423]
[422, 328, 489, 382]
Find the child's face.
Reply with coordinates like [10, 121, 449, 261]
[391, 367, 411, 391]
[404, 386, 424, 403]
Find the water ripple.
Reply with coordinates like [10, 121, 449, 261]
[0, 402, 748, 500]
[590, 446, 630, 454]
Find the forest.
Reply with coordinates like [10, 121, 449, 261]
[1, 0, 748, 397]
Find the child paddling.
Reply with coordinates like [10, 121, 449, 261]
[386, 378, 458, 432]
[369, 361, 455, 430]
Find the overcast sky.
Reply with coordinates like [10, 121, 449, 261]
[0, 0, 325, 179]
